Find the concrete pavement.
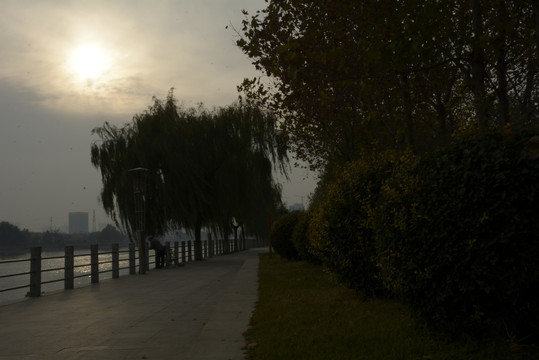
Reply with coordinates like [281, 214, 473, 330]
[0, 248, 265, 360]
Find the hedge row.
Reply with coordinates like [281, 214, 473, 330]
[270, 131, 539, 341]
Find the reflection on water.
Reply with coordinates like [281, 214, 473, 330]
[0, 248, 132, 303]
[1, 241, 225, 304]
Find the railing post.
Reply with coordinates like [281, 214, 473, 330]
[181, 241, 186, 264]
[188, 241, 192, 262]
[146, 246, 150, 271]
[112, 243, 119, 279]
[174, 241, 179, 266]
[91, 244, 99, 284]
[30, 246, 41, 297]
[65, 245, 74, 289]
[208, 233, 213, 258]
[194, 239, 202, 261]
[203, 240, 207, 258]
[129, 242, 136, 275]
[165, 241, 171, 267]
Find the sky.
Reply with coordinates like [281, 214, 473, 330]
[0, 0, 317, 232]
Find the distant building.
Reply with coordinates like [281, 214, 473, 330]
[69, 212, 89, 234]
[288, 203, 305, 212]
[98, 223, 110, 232]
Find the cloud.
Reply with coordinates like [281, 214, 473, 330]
[0, 0, 316, 232]
[1, 0, 260, 115]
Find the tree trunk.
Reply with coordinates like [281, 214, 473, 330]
[495, 1, 509, 128]
[436, 101, 449, 145]
[534, 0, 539, 62]
[232, 224, 239, 246]
[471, 0, 489, 132]
[240, 224, 246, 251]
[398, 74, 415, 151]
[194, 217, 203, 261]
[524, 57, 536, 123]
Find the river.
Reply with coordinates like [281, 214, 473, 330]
[1, 239, 251, 304]
[0, 247, 133, 304]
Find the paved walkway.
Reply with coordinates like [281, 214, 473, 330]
[0, 248, 265, 360]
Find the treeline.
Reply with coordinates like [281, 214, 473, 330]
[240, 0, 539, 346]
[0, 222, 128, 255]
[238, 0, 539, 165]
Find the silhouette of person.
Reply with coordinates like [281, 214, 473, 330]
[148, 235, 165, 268]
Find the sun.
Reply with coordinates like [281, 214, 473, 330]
[67, 44, 111, 80]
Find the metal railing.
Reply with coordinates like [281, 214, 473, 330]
[0, 237, 253, 300]
[0, 257, 31, 292]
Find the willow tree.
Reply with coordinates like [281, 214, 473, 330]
[211, 105, 288, 245]
[91, 90, 288, 259]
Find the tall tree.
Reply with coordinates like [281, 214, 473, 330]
[91, 91, 288, 259]
[236, 0, 539, 170]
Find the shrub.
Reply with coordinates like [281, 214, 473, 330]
[270, 212, 302, 260]
[375, 131, 539, 340]
[290, 212, 320, 264]
[308, 155, 393, 295]
[306, 199, 331, 265]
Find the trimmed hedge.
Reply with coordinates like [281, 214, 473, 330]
[375, 132, 539, 340]
[270, 212, 302, 260]
[290, 211, 320, 264]
[308, 156, 393, 295]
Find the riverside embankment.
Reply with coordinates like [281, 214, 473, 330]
[0, 248, 263, 360]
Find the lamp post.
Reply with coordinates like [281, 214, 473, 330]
[129, 167, 149, 275]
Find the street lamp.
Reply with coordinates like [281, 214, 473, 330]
[129, 167, 149, 275]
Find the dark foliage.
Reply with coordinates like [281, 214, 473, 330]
[376, 131, 539, 340]
[290, 211, 320, 265]
[270, 212, 302, 260]
[310, 158, 392, 296]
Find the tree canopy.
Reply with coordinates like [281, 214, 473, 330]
[91, 91, 288, 258]
[237, 0, 539, 170]
[0, 221, 29, 249]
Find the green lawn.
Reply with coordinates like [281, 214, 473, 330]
[244, 254, 538, 360]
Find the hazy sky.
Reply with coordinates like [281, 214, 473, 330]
[0, 0, 316, 232]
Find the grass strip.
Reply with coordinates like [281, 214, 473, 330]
[244, 254, 538, 360]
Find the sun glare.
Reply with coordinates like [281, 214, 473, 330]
[68, 44, 111, 80]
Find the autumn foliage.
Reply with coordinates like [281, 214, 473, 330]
[238, 0, 539, 343]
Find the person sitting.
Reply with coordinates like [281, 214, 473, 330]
[148, 235, 166, 268]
